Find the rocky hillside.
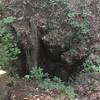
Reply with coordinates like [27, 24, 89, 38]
[3, 0, 100, 79]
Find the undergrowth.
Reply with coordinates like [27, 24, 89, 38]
[25, 67, 76, 100]
[39, 0, 90, 54]
[83, 59, 100, 73]
[0, 2, 20, 67]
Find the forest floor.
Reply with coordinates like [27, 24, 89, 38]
[0, 70, 100, 100]
[9, 80, 68, 100]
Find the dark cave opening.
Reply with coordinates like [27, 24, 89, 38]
[10, 24, 88, 81]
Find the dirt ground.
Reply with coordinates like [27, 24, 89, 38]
[9, 80, 68, 100]
[0, 70, 100, 100]
[10, 73, 100, 100]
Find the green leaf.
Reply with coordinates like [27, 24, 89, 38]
[67, 11, 77, 18]
[2, 16, 16, 24]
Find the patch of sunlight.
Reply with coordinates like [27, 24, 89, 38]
[0, 70, 6, 75]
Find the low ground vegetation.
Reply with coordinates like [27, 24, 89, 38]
[24, 67, 76, 100]
[0, 0, 100, 100]
[0, 3, 20, 68]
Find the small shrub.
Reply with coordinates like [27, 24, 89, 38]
[39, 76, 65, 90]
[83, 60, 100, 73]
[0, 3, 20, 67]
[24, 67, 48, 81]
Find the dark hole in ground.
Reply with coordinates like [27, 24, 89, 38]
[10, 42, 87, 82]
[9, 24, 88, 81]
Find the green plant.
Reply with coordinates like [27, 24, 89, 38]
[0, 3, 20, 66]
[25, 67, 76, 100]
[83, 60, 100, 73]
[39, 76, 65, 90]
[24, 67, 48, 81]
[65, 85, 76, 100]
[25, 67, 65, 89]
